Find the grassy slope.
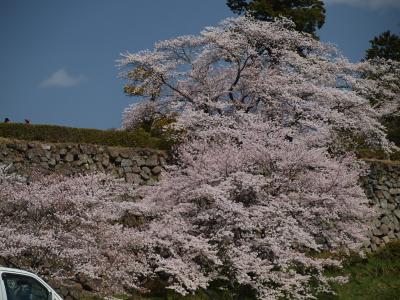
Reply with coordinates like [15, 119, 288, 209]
[319, 241, 400, 300]
[1, 122, 399, 159]
[0, 123, 171, 150]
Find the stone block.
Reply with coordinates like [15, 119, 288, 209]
[132, 156, 146, 167]
[108, 149, 120, 159]
[140, 171, 150, 180]
[41, 144, 51, 151]
[152, 166, 162, 175]
[121, 159, 133, 167]
[379, 224, 390, 235]
[145, 155, 159, 167]
[390, 188, 400, 195]
[141, 166, 151, 175]
[65, 153, 74, 162]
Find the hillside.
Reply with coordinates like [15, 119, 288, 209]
[0, 123, 171, 150]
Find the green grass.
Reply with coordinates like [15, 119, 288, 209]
[318, 241, 400, 300]
[0, 123, 172, 150]
[385, 116, 400, 147]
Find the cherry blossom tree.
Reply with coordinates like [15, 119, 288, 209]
[0, 168, 146, 294]
[122, 100, 159, 131]
[123, 111, 376, 298]
[120, 17, 391, 152]
[356, 58, 400, 119]
[117, 17, 392, 298]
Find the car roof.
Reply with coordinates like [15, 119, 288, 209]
[0, 267, 39, 277]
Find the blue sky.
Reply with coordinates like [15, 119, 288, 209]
[0, 0, 399, 129]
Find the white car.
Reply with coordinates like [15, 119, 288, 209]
[0, 268, 62, 300]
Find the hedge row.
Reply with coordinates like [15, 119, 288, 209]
[0, 123, 171, 150]
[0, 120, 399, 156]
[357, 148, 400, 161]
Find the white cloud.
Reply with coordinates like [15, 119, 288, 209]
[324, 0, 400, 9]
[40, 68, 86, 88]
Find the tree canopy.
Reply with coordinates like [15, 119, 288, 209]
[366, 30, 400, 61]
[226, 0, 325, 37]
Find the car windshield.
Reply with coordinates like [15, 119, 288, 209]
[2, 273, 49, 300]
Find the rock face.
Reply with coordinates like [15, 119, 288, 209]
[362, 160, 400, 253]
[0, 139, 166, 185]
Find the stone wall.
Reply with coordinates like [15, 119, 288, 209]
[0, 138, 167, 185]
[362, 160, 400, 253]
[1, 137, 400, 253]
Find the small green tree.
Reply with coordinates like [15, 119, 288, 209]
[226, 0, 325, 37]
[366, 30, 400, 61]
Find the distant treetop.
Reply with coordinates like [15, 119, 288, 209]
[226, 0, 325, 37]
[366, 30, 400, 61]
